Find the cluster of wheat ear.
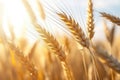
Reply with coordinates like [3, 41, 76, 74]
[0, 0, 120, 80]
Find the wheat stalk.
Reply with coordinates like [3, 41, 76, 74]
[110, 25, 115, 45]
[36, 0, 46, 20]
[22, 0, 45, 21]
[58, 12, 103, 80]
[8, 42, 38, 80]
[96, 46, 120, 74]
[103, 21, 116, 79]
[103, 21, 111, 42]
[87, 0, 94, 39]
[103, 21, 115, 46]
[28, 41, 38, 60]
[100, 12, 120, 26]
[22, 1, 73, 79]
[22, 0, 36, 23]
[34, 23, 73, 80]
[58, 13, 89, 48]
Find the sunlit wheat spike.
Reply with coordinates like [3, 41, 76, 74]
[103, 21, 111, 43]
[87, 0, 94, 39]
[8, 42, 38, 80]
[22, 0, 36, 22]
[58, 13, 89, 48]
[34, 23, 73, 80]
[28, 41, 38, 60]
[100, 12, 120, 26]
[110, 24, 115, 45]
[34, 23, 66, 61]
[36, 0, 46, 20]
[96, 46, 120, 74]
[103, 21, 115, 45]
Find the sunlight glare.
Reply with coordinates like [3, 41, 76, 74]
[1, 0, 30, 38]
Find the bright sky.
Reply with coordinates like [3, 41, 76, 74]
[0, 0, 120, 41]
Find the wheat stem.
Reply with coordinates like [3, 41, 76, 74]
[34, 23, 73, 80]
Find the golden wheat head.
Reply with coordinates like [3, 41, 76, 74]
[87, 0, 94, 39]
[100, 12, 120, 26]
[58, 13, 89, 48]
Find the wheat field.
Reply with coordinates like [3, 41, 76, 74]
[0, 0, 120, 80]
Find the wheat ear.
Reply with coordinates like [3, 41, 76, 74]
[103, 21, 115, 45]
[58, 13, 89, 48]
[28, 41, 38, 59]
[100, 12, 120, 26]
[22, 0, 36, 22]
[87, 0, 94, 39]
[58, 12, 102, 79]
[36, 0, 46, 20]
[96, 46, 120, 74]
[8, 42, 38, 80]
[34, 23, 73, 80]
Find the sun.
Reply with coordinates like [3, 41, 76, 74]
[0, 0, 31, 39]
[0, 0, 66, 42]
[0, 0, 28, 36]
[0, 0, 48, 41]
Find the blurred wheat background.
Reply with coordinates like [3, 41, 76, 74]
[0, 0, 120, 80]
